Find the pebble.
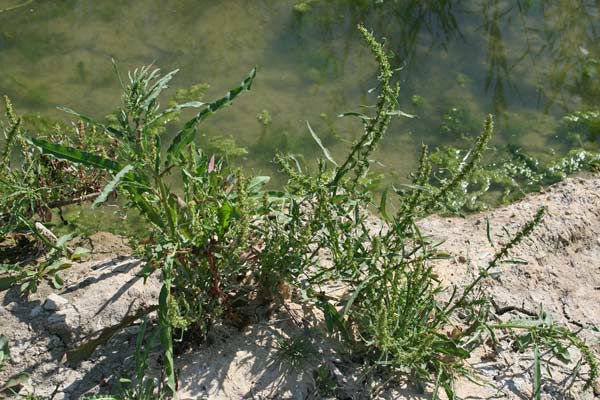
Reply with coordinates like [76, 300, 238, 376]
[29, 305, 44, 318]
[47, 305, 80, 338]
[43, 294, 69, 311]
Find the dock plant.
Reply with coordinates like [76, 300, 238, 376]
[4, 25, 595, 400]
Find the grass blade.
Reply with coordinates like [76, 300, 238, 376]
[379, 186, 390, 222]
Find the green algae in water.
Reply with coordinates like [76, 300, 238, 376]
[0, 0, 599, 228]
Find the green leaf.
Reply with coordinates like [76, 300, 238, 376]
[0, 372, 29, 393]
[338, 111, 371, 122]
[148, 101, 206, 126]
[29, 138, 122, 172]
[317, 299, 350, 342]
[499, 258, 529, 265]
[154, 135, 162, 175]
[56, 233, 74, 248]
[342, 276, 373, 318]
[0, 264, 18, 274]
[128, 188, 165, 230]
[307, 121, 338, 166]
[386, 109, 415, 118]
[248, 176, 270, 194]
[51, 274, 64, 289]
[485, 217, 495, 248]
[70, 247, 91, 261]
[0, 276, 19, 292]
[158, 281, 178, 398]
[218, 202, 233, 232]
[379, 187, 390, 222]
[515, 332, 533, 350]
[34, 141, 160, 227]
[140, 68, 179, 110]
[0, 335, 9, 366]
[167, 68, 256, 158]
[433, 338, 470, 359]
[45, 259, 72, 273]
[92, 164, 135, 208]
[552, 343, 571, 364]
[66, 306, 156, 364]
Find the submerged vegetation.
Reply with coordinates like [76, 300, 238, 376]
[0, 24, 597, 399]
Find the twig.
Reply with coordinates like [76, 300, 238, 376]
[490, 297, 537, 317]
[47, 191, 102, 208]
[0, 0, 34, 14]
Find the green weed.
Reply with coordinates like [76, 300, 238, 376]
[1, 24, 596, 400]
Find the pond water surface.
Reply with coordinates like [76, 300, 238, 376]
[1, 0, 599, 194]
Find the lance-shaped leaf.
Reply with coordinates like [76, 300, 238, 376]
[29, 138, 164, 228]
[307, 121, 338, 166]
[92, 164, 135, 209]
[140, 68, 179, 110]
[167, 68, 256, 159]
[29, 138, 122, 172]
[147, 101, 206, 127]
[158, 255, 178, 398]
[248, 176, 270, 194]
[66, 305, 156, 364]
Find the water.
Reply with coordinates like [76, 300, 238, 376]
[1, 0, 599, 186]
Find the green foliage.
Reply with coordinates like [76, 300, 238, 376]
[411, 94, 427, 107]
[203, 134, 248, 158]
[0, 96, 108, 240]
[8, 25, 597, 400]
[114, 320, 166, 400]
[424, 145, 600, 211]
[563, 109, 600, 144]
[0, 97, 110, 293]
[313, 363, 338, 396]
[293, 1, 315, 14]
[0, 335, 8, 370]
[256, 109, 272, 127]
[256, 26, 598, 398]
[439, 105, 480, 140]
[31, 64, 259, 397]
[80, 321, 168, 400]
[492, 309, 599, 393]
[273, 334, 316, 372]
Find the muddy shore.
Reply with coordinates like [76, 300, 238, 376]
[1, 176, 599, 399]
